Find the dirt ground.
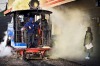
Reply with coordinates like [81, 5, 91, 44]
[0, 56, 84, 66]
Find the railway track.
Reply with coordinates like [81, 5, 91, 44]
[0, 57, 84, 66]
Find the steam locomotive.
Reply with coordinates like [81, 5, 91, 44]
[6, 0, 52, 60]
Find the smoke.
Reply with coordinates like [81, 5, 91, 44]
[47, 7, 92, 61]
[0, 31, 12, 57]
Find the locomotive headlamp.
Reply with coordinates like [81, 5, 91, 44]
[29, 0, 39, 9]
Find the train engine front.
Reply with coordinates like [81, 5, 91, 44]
[6, 0, 52, 60]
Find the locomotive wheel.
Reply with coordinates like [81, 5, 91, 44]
[17, 52, 21, 59]
[22, 50, 28, 61]
[43, 50, 50, 59]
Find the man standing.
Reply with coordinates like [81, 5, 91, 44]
[21, 17, 35, 48]
[40, 14, 49, 45]
[84, 27, 93, 59]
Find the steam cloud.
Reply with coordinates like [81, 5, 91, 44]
[47, 7, 92, 61]
[0, 32, 12, 57]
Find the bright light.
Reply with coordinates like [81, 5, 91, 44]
[29, 0, 39, 9]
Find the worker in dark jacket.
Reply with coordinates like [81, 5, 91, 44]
[36, 14, 49, 46]
[21, 17, 35, 48]
[41, 16, 49, 45]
